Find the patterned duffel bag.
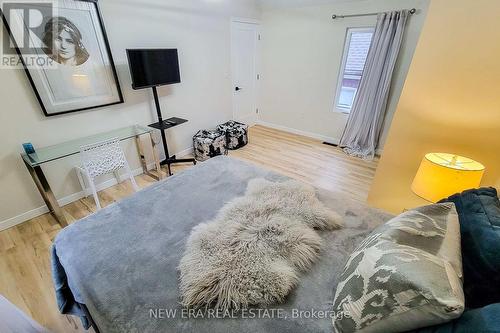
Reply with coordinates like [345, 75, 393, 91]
[216, 121, 249, 150]
[193, 129, 228, 162]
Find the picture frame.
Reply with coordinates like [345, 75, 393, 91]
[1, 0, 123, 117]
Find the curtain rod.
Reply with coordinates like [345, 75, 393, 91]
[332, 8, 416, 20]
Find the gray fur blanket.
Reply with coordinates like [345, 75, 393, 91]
[179, 178, 343, 310]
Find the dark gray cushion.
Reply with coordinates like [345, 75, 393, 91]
[412, 303, 500, 333]
[441, 187, 500, 308]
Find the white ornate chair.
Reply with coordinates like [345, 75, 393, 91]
[76, 138, 139, 210]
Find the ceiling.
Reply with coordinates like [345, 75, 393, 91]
[257, 0, 363, 10]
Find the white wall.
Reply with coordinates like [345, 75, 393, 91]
[0, 0, 260, 226]
[258, 0, 429, 145]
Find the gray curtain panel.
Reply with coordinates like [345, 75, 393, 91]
[339, 10, 409, 160]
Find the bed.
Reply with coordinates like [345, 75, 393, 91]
[51, 156, 393, 333]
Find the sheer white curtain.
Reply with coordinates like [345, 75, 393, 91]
[339, 10, 409, 160]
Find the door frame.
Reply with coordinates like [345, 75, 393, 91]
[230, 17, 261, 125]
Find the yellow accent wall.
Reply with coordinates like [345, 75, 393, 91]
[368, 0, 500, 213]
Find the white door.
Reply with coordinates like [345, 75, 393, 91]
[231, 21, 259, 125]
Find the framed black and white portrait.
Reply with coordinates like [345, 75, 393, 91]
[1, 0, 123, 116]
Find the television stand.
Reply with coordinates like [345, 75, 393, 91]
[148, 86, 196, 176]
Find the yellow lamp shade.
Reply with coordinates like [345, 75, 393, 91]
[411, 153, 485, 203]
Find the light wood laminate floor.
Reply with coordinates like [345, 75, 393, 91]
[0, 125, 378, 332]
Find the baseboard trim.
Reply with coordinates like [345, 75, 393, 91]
[0, 207, 50, 232]
[256, 120, 340, 145]
[0, 146, 194, 232]
[173, 146, 194, 160]
[256, 121, 384, 156]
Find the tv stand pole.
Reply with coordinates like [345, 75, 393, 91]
[150, 86, 196, 176]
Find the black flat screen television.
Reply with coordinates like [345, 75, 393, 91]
[126, 49, 181, 90]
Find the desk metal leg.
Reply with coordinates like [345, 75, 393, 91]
[150, 132, 163, 180]
[23, 160, 68, 228]
[135, 134, 163, 181]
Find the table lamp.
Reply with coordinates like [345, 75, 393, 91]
[411, 153, 485, 203]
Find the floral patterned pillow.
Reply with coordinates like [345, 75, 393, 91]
[332, 203, 464, 333]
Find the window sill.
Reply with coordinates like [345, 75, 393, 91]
[333, 108, 351, 115]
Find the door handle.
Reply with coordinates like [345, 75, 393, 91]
[235, 87, 242, 91]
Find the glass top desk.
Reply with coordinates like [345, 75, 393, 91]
[21, 125, 163, 227]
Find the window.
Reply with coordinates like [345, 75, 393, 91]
[334, 27, 374, 112]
